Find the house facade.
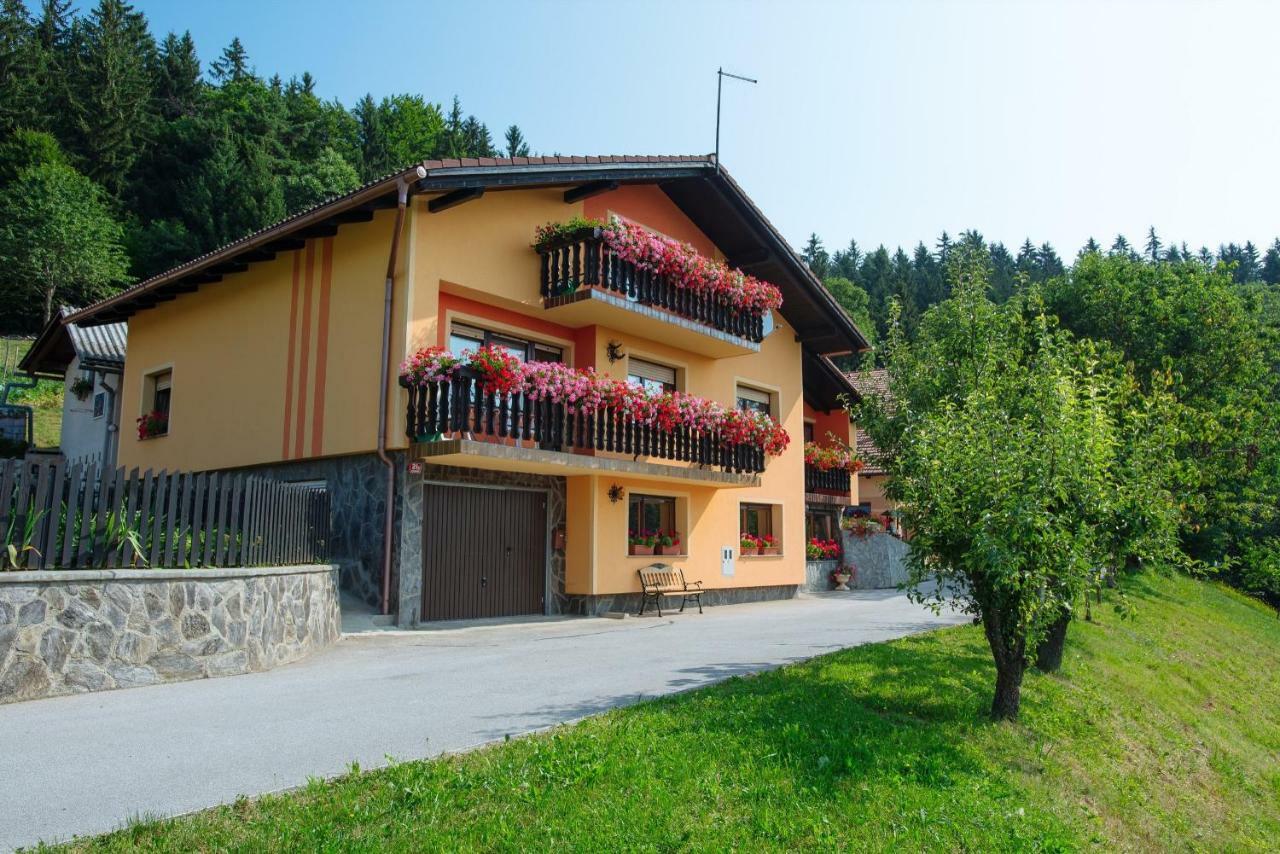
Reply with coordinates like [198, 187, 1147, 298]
[19, 308, 127, 466]
[70, 156, 867, 625]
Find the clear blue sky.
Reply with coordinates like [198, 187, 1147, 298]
[124, 0, 1279, 257]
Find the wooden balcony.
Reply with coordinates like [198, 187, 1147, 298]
[401, 368, 765, 487]
[538, 231, 765, 357]
[805, 464, 851, 497]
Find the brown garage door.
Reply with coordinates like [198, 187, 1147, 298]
[421, 483, 546, 621]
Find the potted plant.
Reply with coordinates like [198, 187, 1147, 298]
[656, 530, 682, 556]
[832, 564, 855, 591]
[136, 410, 168, 440]
[842, 514, 883, 539]
[759, 533, 780, 556]
[629, 529, 655, 556]
[740, 533, 760, 557]
[70, 376, 94, 400]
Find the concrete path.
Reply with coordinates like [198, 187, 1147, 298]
[0, 590, 965, 851]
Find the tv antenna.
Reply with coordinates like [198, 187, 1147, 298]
[715, 67, 757, 173]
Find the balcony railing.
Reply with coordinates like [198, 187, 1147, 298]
[401, 368, 767, 474]
[805, 464, 851, 495]
[538, 230, 767, 342]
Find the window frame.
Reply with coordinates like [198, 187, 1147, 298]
[627, 492, 687, 556]
[627, 356, 679, 396]
[448, 321, 564, 364]
[735, 383, 775, 418]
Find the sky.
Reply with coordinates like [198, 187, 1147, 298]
[121, 0, 1279, 258]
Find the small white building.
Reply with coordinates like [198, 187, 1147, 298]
[19, 307, 128, 467]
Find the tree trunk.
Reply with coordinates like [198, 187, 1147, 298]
[1034, 608, 1070, 672]
[991, 658, 1025, 721]
[43, 283, 56, 325]
[982, 608, 1027, 721]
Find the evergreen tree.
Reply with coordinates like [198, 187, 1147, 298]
[830, 239, 862, 282]
[1079, 237, 1101, 257]
[822, 276, 875, 350]
[0, 0, 41, 136]
[935, 230, 952, 265]
[281, 145, 359, 213]
[1198, 246, 1215, 268]
[1037, 242, 1064, 279]
[444, 96, 464, 157]
[503, 124, 529, 158]
[1261, 239, 1280, 286]
[1110, 234, 1135, 259]
[801, 233, 830, 278]
[209, 35, 250, 83]
[154, 30, 201, 118]
[1145, 226, 1162, 262]
[33, 0, 74, 136]
[69, 0, 157, 199]
[1015, 238, 1037, 278]
[354, 93, 390, 180]
[988, 241, 1016, 302]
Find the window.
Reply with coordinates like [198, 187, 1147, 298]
[803, 422, 815, 443]
[736, 384, 773, 417]
[627, 358, 677, 395]
[449, 322, 563, 364]
[740, 502, 774, 539]
[92, 392, 106, 419]
[629, 493, 677, 544]
[806, 507, 839, 542]
[152, 371, 172, 417]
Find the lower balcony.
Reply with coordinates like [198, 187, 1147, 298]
[805, 464, 851, 498]
[402, 369, 764, 488]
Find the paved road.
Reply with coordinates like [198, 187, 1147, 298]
[0, 590, 965, 851]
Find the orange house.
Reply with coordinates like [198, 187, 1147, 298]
[70, 155, 869, 625]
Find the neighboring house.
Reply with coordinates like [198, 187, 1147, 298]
[847, 368, 894, 518]
[19, 307, 127, 466]
[68, 155, 869, 625]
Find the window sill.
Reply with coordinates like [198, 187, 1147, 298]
[740, 553, 784, 559]
[138, 433, 168, 441]
[625, 553, 687, 559]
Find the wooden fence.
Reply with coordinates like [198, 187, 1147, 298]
[0, 457, 329, 570]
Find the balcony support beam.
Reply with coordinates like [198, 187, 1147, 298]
[563, 180, 619, 204]
[427, 187, 485, 213]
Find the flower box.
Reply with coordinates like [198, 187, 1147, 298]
[740, 546, 759, 557]
[759, 547, 780, 556]
[629, 544, 654, 556]
[656, 545, 683, 556]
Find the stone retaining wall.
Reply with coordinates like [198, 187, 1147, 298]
[843, 532, 910, 589]
[0, 565, 340, 705]
[804, 560, 840, 592]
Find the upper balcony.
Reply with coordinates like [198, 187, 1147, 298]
[536, 227, 771, 358]
[401, 367, 768, 488]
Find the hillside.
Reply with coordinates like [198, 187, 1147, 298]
[45, 573, 1280, 852]
[1, 337, 62, 450]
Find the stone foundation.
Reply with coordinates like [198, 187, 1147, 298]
[563, 583, 799, 616]
[0, 565, 340, 705]
[804, 559, 840, 592]
[843, 531, 910, 588]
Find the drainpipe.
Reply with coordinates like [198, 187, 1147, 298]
[98, 371, 118, 467]
[377, 170, 422, 615]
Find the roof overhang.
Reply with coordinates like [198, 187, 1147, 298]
[67, 156, 871, 356]
[18, 311, 75, 378]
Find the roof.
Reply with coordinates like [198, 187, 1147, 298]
[18, 307, 127, 377]
[67, 155, 871, 356]
[847, 368, 890, 475]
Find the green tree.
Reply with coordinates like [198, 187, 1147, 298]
[281, 145, 360, 213]
[1261, 239, 1280, 286]
[859, 245, 1154, 719]
[503, 124, 529, 158]
[209, 35, 250, 83]
[0, 127, 65, 185]
[0, 0, 41, 136]
[0, 161, 128, 325]
[68, 0, 157, 199]
[802, 233, 830, 278]
[822, 276, 875, 351]
[1144, 226, 1162, 262]
[154, 30, 201, 118]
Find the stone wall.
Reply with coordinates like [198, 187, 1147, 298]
[804, 559, 840, 592]
[564, 583, 798, 617]
[243, 453, 393, 608]
[843, 531, 910, 589]
[0, 565, 340, 705]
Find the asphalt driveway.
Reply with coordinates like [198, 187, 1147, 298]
[0, 589, 965, 851]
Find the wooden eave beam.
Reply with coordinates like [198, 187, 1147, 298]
[728, 247, 770, 267]
[563, 180, 619, 204]
[333, 208, 375, 224]
[208, 262, 249, 276]
[427, 186, 485, 213]
[296, 222, 339, 238]
[263, 237, 306, 252]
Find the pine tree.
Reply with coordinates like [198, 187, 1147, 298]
[1242, 241, 1261, 282]
[460, 114, 494, 157]
[69, 0, 157, 200]
[1262, 239, 1280, 286]
[1015, 238, 1037, 277]
[0, 0, 41, 136]
[935, 231, 952, 265]
[155, 31, 201, 118]
[33, 0, 74, 135]
[210, 36, 250, 83]
[1144, 226, 1162, 263]
[354, 93, 390, 180]
[1038, 243, 1064, 279]
[1110, 234, 1134, 259]
[1198, 247, 1215, 268]
[503, 124, 529, 158]
[989, 241, 1016, 301]
[831, 239, 861, 281]
[802, 233, 830, 278]
[444, 96, 464, 157]
[1080, 237, 1101, 257]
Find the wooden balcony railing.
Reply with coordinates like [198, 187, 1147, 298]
[805, 464, 851, 495]
[402, 368, 767, 474]
[538, 230, 767, 342]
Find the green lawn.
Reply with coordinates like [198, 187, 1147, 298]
[41, 573, 1280, 852]
[1, 337, 62, 450]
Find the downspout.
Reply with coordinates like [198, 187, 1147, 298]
[377, 170, 421, 615]
[98, 371, 118, 467]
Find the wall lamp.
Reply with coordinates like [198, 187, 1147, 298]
[606, 340, 625, 363]
[607, 484, 625, 503]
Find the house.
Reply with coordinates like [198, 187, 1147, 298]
[18, 307, 128, 466]
[847, 368, 893, 519]
[68, 155, 869, 625]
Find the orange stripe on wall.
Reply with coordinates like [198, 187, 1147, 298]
[294, 241, 316, 459]
[281, 251, 302, 459]
[310, 238, 334, 457]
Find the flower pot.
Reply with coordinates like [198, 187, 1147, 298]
[629, 544, 654, 556]
[833, 572, 852, 591]
[760, 547, 780, 556]
[656, 545, 682, 556]
[740, 546, 759, 557]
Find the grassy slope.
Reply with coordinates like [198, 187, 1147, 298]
[1, 337, 62, 449]
[45, 574, 1280, 852]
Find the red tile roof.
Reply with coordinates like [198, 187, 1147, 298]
[847, 368, 890, 475]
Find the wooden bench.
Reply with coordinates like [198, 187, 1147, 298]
[637, 563, 703, 616]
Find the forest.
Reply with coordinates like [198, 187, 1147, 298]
[0, 0, 532, 333]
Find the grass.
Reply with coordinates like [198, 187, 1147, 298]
[1, 336, 62, 449]
[39, 573, 1280, 852]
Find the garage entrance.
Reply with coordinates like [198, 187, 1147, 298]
[421, 483, 547, 621]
